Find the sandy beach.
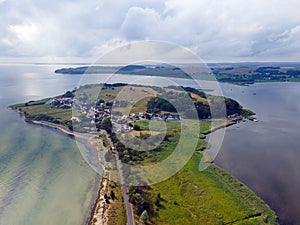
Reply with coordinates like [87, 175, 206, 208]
[88, 178, 110, 225]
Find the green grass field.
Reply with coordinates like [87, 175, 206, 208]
[130, 119, 277, 225]
[11, 103, 72, 121]
[146, 153, 277, 225]
[126, 119, 238, 166]
[128, 120, 206, 166]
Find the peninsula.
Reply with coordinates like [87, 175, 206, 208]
[10, 83, 277, 225]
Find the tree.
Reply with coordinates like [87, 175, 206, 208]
[110, 190, 116, 200]
[64, 120, 73, 131]
[147, 97, 176, 113]
[155, 198, 160, 207]
[130, 193, 144, 214]
[116, 142, 125, 152]
[133, 124, 141, 131]
[104, 193, 109, 200]
[62, 91, 74, 98]
[101, 118, 112, 133]
[139, 210, 149, 224]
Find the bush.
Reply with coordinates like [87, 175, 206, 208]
[133, 124, 141, 131]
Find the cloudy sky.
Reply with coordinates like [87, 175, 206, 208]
[0, 0, 300, 62]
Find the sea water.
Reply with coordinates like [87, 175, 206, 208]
[0, 64, 98, 225]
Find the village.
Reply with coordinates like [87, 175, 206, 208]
[45, 93, 253, 134]
[46, 95, 181, 134]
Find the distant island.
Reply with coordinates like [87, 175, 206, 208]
[10, 83, 278, 225]
[55, 63, 300, 85]
[55, 64, 191, 79]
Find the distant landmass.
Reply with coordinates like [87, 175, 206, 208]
[55, 63, 300, 85]
[55, 64, 191, 79]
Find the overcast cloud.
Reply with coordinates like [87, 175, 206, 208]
[0, 0, 300, 62]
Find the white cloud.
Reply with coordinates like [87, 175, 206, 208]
[121, 7, 161, 40]
[0, 0, 300, 61]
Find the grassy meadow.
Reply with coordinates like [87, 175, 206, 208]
[128, 119, 277, 225]
[145, 153, 277, 225]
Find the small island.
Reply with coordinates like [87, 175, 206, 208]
[10, 83, 277, 225]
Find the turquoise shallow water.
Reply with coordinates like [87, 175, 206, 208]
[0, 65, 99, 225]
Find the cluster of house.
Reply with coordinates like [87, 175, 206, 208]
[151, 113, 181, 121]
[227, 113, 243, 122]
[91, 103, 112, 118]
[128, 112, 180, 121]
[90, 103, 112, 130]
[49, 95, 181, 133]
[112, 112, 181, 133]
[69, 102, 113, 131]
[47, 97, 74, 108]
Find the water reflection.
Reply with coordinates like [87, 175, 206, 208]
[216, 82, 300, 224]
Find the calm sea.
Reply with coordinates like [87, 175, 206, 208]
[0, 64, 99, 225]
[0, 64, 299, 224]
[215, 82, 300, 225]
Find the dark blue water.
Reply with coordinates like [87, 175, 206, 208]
[216, 82, 300, 225]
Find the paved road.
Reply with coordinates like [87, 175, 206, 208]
[115, 153, 135, 225]
[102, 131, 135, 225]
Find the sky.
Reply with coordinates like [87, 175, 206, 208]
[0, 0, 300, 63]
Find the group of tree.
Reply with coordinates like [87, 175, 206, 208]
[128, 186, 154, 218]
[62, 90, 75, 98]
[101, 118, 112, 133]
[146, 86, 244, 119]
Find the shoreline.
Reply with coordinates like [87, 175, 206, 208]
[27, 120, 75, 136]
[87, 176, 104, 225]
[26, 119, 94, 141]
